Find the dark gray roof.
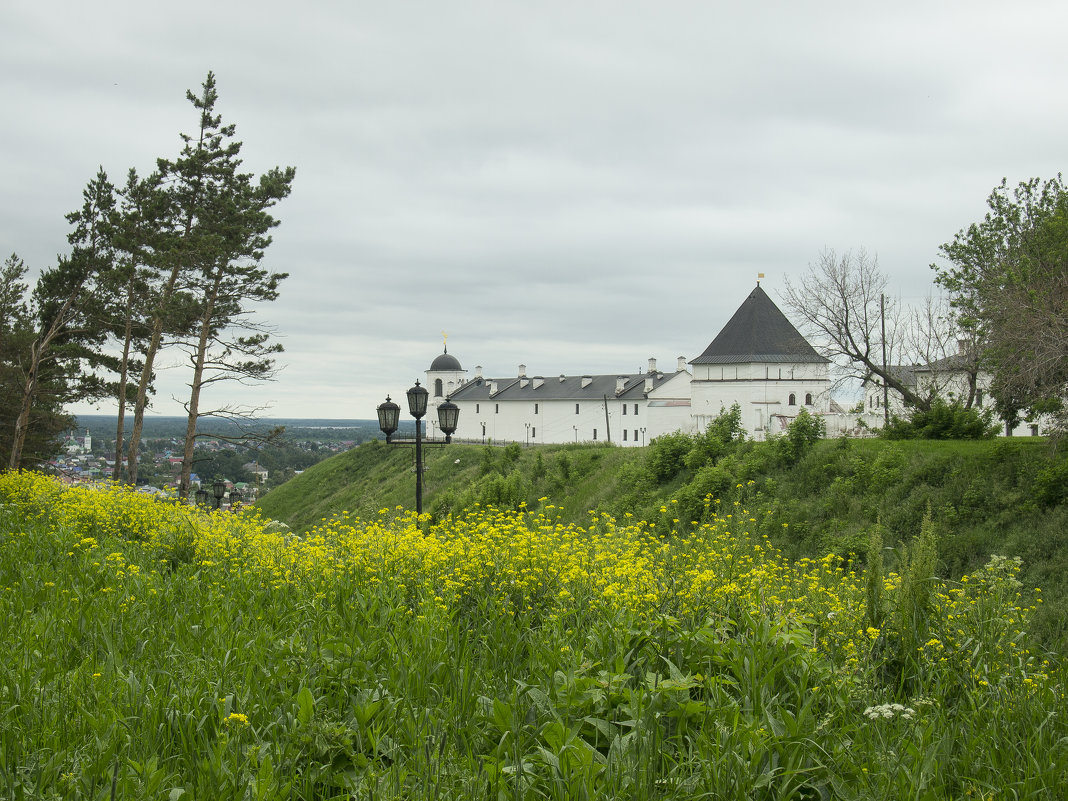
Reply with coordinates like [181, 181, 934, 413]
[430, 351, 462, 371]
[691, 285, 827, 365]
[449, 370, 686, 402]
[917, 352, 974, 373]
[869, 365, 918, 387]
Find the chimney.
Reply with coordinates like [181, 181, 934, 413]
[533, 376, 544, 390]
[520, 378, 529, 388]
[648, 357, 657, 374]
[677, 356, 687, 371]
[518, 364, 527, 378]
[559, 374, 566, 383]
[475, 366, 483, 378]
[615, 376, 627, 395]
[489, 381, 497, 395]
[581, 375, 593, 389]
[644, 375, 653, 393]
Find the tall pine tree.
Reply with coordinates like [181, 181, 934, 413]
[122, 72, 295, 493]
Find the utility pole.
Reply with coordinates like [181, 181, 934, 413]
[881, 293, 890, 426]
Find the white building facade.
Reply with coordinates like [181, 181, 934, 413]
[422, 285, 833, 445]
[863, 353, 1051, 437]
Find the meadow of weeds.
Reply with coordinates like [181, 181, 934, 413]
[0, 470, 1065, 799]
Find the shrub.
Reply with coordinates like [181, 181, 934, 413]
[683, 403, 745, 471]
[1034, 455, 1068, 507]
[478, 446, 498, 477]
[647, 431, 693, 482]
[881, 399, 998, 440]
[673, 463, 733, 524]
[778, 408, 826, 465]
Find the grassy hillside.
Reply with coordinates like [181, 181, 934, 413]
[255, 439, 641, 531]
[4, 471, 1065, 797]
[259, 432, 1068, 647]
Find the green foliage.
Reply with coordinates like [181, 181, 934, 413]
[881, 399, 998, 440]
[647, 431, 691, 482]
[777, 407, 826, 464]
[672, 463, 733, 525]
[261, 435, 1068, 651]
[893, 511, 940, 680]
[478, 445, 497, 477]
[936, 175, 1068, 431]
[502, 441, 522, 465]
[682, 403, 744, 471]
[1034, 454, 1068, 507]
[2, 479, 1066, 798]
[866, 524, 885, 630]
[531, 451, 546, 481]
[2, 167, 122, 467]
[460, 469, 529, 511]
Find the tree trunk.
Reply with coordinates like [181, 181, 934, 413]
[126, 314, 165, 485]
[8, 299, 72, 468]
[178, 272, 220, 498]
[8, 344, 40, 469]
[112, 306, 134, 481]
[126, 254, 186, 484]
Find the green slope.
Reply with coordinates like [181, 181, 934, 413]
[255, 439, 643, 532]
[258, 435, 1068, 647]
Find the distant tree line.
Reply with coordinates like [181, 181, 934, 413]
[782, 175, 1068, 435]
[0, 72, 295, 493]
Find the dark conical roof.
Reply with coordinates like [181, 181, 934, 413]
[691, 285, 827, 365]
[430, 351, 462, 371]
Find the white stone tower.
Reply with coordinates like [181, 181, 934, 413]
[425, 334, 467, 435]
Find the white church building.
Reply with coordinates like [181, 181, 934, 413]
[425, 285, 836, 446]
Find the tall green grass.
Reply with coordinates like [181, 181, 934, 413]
[261, 435, 1068, 648]
[1, 475, 1066, 798]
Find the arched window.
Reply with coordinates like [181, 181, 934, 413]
[434, 378, 443, 397]
[788, 393, 796, 406]
[805, 393, 813, 405]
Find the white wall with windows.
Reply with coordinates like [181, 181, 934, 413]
[691, 361, 830, 441]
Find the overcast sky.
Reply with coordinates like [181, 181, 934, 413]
[3, 1, 1066, 420]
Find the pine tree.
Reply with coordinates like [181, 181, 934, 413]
[6, 170, 118, 468]
[122, 72, 295, 494]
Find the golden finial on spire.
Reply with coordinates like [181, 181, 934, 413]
[442, 330, 448, 352]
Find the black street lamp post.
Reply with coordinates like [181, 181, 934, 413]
[213, 479, 227, 510]
[377, 381, 460, 515]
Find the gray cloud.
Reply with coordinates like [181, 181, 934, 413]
[4, 0, 1067, 419]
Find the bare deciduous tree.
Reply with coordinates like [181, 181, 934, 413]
[782, 249, 934, 410]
